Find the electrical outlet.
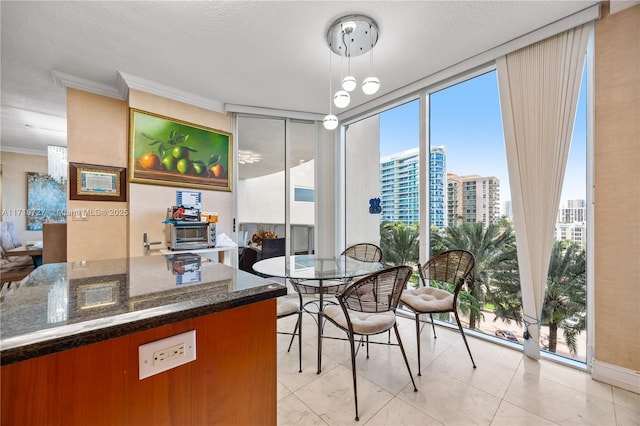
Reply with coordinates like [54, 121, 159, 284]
[153, 342, 185, 365]
[139, 330, 196, 380]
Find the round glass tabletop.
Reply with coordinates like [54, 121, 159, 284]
[252, 254, 383, 281]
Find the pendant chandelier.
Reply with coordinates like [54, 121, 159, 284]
[323, 14, 380, 130]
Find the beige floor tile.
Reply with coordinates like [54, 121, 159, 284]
[519, 356, 614, 402]
[614, 404, 640, 426]
[428, 336, 522, 398]
[277, 393, 327, 426]
[278, 380, 292, 401]
[397, 368, 502, 425]
[295, 364, 394, 425]
[612, 387, 640, 412]
[504, 369, 617, 425]
[490, 400, 559, 425]
[276, 309, 637, 426]
[364, 397, 443, 425]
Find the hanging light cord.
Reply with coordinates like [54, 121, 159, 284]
[328, 48, 333, 114]
[343, 30, 351, 76]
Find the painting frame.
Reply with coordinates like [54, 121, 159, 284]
[128, 108, 232, 191]
[26, 172, 67, 230]
[69, 162, 126, 202]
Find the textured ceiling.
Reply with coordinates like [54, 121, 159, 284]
[1, 1, 599, 156]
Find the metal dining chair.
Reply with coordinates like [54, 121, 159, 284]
[276, 290, 304, 373]
[324, 265, 417, 421]
[400, 249, 477, 375]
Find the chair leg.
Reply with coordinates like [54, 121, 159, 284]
[430, 313, 437, 338]
[297, 312, 303, 373]
[366, 335, 369, 359]
[394, 324, 417, 392]
[286, 317, 299, 353]
[347, 331, 359, 421]
[453, 310, 476, 368]
[415, 313, 422, 376]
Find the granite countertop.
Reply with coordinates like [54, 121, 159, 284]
[0, 253, 286, 365]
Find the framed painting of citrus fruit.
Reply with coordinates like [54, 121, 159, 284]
[129, 109, 232, 191]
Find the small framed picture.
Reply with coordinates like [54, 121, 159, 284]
[68, 273, 128, 318]
[69, 162, 127, 202]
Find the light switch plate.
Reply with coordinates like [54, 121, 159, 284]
[138, 330, 196, 380]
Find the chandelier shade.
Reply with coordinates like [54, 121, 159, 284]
[362, 76, 380, 95]
[323, 114, 338, 130]
[342, 76, 357, 92]
[333, 90, 351, 108]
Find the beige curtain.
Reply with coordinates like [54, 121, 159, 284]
[496, 24, 589, 359]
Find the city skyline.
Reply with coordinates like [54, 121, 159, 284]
[380, 69, 587, 206]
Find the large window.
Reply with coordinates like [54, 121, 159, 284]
[428, 68, 588, 363]
[345, 63, 589, 364]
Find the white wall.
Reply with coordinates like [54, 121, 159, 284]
[344, 115, 381, 247]
[237, 160, 315, 226]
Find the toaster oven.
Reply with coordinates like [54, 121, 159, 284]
[166, 222, 216, 251]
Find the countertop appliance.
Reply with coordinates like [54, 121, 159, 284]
[166, 221, 216, 251]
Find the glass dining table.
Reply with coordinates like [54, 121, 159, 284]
[253, 254, 383, 374]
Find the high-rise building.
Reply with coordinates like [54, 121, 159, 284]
[430, 146, 447, 227]
[380, 148, 420, 224]
[555, 199, 586, 245]
[503, 200, 513, 218]
[558, 199, 586, 223]
[447, 173, 500, 228]
[379, 146, 447, 226]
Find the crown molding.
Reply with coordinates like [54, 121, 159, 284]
[225, 104, 323, 121]
[1, 146, 48, 156]
[609, 0, 640, 15]
[118, 71, 225, 114]
[51, 70, 126, 100]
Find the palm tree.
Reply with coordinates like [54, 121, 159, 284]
[541, 240, 586, 354]
[431, 222, 516, 329]
[379, 221, 420, 267]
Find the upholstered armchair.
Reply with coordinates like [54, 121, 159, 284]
[0, 222, 35, 287]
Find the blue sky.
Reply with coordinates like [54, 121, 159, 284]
[380, 69, 587, 207]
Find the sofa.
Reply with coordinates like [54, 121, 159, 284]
[0, 221, 36, 287]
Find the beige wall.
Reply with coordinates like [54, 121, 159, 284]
[594, 3, 640, 372]
[66, 88, 129, 261]
[127, 90, 232, 257]
[0, 151, 48, 244]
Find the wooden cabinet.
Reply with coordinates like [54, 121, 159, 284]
[1, 299, 277, 426]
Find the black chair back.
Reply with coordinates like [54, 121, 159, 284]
[260, 237, 285, 260]
[239, 247, 259, 273]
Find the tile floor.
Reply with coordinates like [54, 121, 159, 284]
[275, 297, 640, 426]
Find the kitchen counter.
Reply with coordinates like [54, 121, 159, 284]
[0, 253, 286, 365]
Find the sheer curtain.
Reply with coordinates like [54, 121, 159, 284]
[496, 24, 589, 359]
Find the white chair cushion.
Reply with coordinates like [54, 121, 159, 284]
[324, 305, 396, 335]
[277, 298, 299, 317]
[400, 287, 454, 313]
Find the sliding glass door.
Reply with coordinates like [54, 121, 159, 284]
[236, 116, 315, 258]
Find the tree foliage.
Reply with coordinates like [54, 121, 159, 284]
[380, 221, 420, 267]
[380, 218, 587, 356]
[541, 240, 586, 354]
[431, 222, 516, 329]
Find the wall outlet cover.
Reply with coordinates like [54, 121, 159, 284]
[138, 330, 196, 380]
